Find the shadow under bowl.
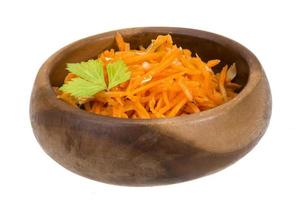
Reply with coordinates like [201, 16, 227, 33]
[30, 27, 272, 186]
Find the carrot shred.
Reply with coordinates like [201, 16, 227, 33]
[115, 32, 126, 51]
[178, 78, 193, 101]
[207, 59, 221, 67]
[64, 73, 77, 83]
[186, 102, 200, 113]
[167, 98, 188, 117]
[134, 101, 150, 119]
[162, 91, 169, 106]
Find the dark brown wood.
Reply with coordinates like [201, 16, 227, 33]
[30, 27, 272, 186]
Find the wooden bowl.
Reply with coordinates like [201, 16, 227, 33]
[30, 27, 272, 186]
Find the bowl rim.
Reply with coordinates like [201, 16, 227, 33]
[36, 27, 263, 125]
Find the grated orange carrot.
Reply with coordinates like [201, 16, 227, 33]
[207, 59, 221, 67]
[56, 32, 240, 119]
[167, 98, 188, 117]
[115, 32, 127, 51]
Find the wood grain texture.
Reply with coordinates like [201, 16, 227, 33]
[30, 27, 272, 186]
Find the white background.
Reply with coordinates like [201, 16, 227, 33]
[0, 0, 299, 199]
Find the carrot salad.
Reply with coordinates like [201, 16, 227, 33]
[54, 33, 240, 119]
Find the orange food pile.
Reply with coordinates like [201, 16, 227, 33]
[56, 33, 240, 119]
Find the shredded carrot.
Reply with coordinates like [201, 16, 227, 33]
[56, 32, 240, 119]
[167, 98, 188, 117]
[64, 73, 77, 83]
[207, 59, 221, 67]
[115, 32, 127, 51]
[178, 77, 193, 101]
[186, 102, 200, 113]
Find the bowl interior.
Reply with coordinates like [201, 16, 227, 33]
[49, 30, 249, 93]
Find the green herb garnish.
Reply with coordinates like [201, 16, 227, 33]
[59, 59, 131, 98]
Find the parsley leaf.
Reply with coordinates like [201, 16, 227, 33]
[59, 59, 131, 99]
[59, 59, 107, 98]
[107, 60, 131, 89]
